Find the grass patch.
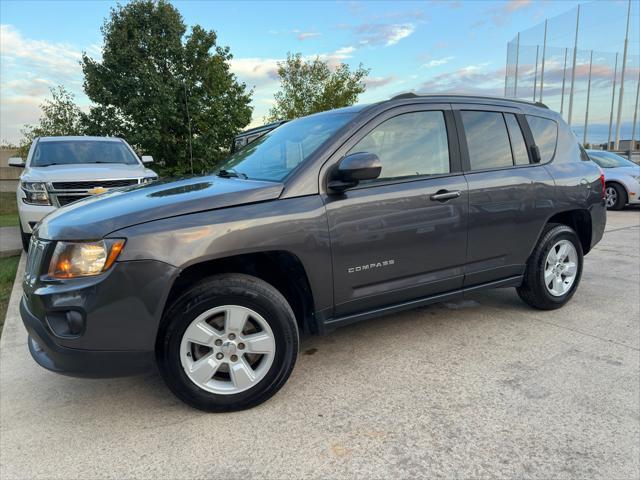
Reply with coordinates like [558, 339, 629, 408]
[0, 192, 18, 227]
[0, 255, 20, 337]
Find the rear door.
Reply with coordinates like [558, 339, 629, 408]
[322, 104, 469, 316]
[453, 103, 556, 286]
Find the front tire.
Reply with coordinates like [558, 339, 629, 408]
[157, 274, 298, 412]
[605, 183, 627, 210]
[517, 224, 583, 310]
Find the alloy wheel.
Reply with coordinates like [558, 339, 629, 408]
[544, 239, 578, 297]
[180, 305, 276, 394]
[605, 186, 617, 208]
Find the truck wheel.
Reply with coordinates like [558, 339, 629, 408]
[517, 224, 583, 310]
[605, 183, 627, 210]
[157, 273, 298, 412]
[19, 223, 31, 252]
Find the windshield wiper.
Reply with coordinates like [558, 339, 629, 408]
[217, 169, 247, 179]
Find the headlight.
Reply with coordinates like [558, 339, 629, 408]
[141, 176, 157, 184]
[48, 239, 125, 278]
[21, 181, 51, 206]
[631, 174, 640, 183]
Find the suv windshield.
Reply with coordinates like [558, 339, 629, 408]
[588, 151, 637, 169]
[220, 112, 355, 182]
[32, 140, 140, 167]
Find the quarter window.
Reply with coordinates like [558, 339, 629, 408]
[526, 115, 558, 162]
[348, 111, 450, 182]
[504, 113, 530, 165]
[461, 111, 513, 170]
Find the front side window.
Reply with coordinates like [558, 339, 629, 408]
[348, 110, 450, 182]
[31, 140, 140, 167]
[461, 111, 513, 170]
[221, 112, 355, 182]
[526, 115, 557, 162]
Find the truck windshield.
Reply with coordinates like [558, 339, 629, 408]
[220, 112, 355, 182]
[32, 140, 140, 167]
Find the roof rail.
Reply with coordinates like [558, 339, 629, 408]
[390, 92, 549, 109]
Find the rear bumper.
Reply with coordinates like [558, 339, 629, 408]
[22, 297, 154, 378]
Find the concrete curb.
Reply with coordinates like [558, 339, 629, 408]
[0, 252, 25, 352]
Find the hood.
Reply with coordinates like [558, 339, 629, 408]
[36, 175, 284, 241]
[22, 163, 157, 182]
[603, 165, 640, 180]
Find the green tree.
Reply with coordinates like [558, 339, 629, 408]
[81, 0, 252, 175]
[266, 53, 369, 122]
[19, 86, 84, 156]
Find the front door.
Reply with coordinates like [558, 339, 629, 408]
[323, 105, 469, 316]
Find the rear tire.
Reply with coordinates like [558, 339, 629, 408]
[157, 273, 298, 412]
[517, 224, 583, 310]
[605, 183, 627, 210]
[19, 223, 30, 252]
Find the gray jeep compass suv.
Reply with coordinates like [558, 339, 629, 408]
[20, 94, 606, 412]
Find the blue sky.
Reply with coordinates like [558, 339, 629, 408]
[1, 0, 638, 144]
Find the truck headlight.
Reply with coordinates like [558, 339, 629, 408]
[141, 176, 157, 184]
[21, 181, 51, 206]
[48, 239, 125, 278]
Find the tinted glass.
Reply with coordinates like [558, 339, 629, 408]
[221, 112, 354, 181]
[32, 140, 140, 167]
[588, 151, 637, 168]
[504, 114, 530, 165]
[461, 111, 513, 170]
[526, 115, 557, 162]
[349, 111, 450, 182]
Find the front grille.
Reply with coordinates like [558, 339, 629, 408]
[51, 179, 138, 190]
[56, 195, 89, 206]
[24, 237, 49, 286]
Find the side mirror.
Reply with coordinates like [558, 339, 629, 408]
[8, 157, 25, 168]
[529, 145, 542, 163]
[141, 155, 154, 164]
[328, 152, 382, 192]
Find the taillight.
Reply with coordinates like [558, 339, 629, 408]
[599, 171, 606, 200]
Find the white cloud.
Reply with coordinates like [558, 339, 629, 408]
[296, 31, 322, 40]
[354, 23, 416, 47]
[0, 25, 89, 143]
[422, 56, 454, 68]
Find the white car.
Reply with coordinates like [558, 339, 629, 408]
[587, 150, 640, 210]
[9, 136, 158, 250]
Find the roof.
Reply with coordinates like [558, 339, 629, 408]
[389, 92, 549, 109]
[38, 136, 123, 142]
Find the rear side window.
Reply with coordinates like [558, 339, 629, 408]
[526, 115, 557, 162]
[461, 111, 513, 170]
[504, 114, 530, 165]
[349, 110, 450, 182]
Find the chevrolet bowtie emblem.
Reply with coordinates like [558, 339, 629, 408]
[88, 186, 108, 195]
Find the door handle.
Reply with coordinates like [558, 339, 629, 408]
[430, 190, 461, 202]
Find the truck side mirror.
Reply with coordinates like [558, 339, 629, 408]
[328, 152, 382, 193]
[8, 157, 25, 168]
[141, 155, 154, 164]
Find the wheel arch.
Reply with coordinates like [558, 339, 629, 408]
[542, 209, 593, 255]
[162, 250, 319, 336]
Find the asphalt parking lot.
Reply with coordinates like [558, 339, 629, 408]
[1, 210, 638, 479]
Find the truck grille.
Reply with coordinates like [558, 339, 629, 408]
[51, 179, 138, 190]
[56, 195, 90, 206]
[47, 178, 141, 207]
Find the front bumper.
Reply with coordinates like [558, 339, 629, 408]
[22, 298, 155, 377]
[20, 250, 180, 378]
[18, 202, 55, 233]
